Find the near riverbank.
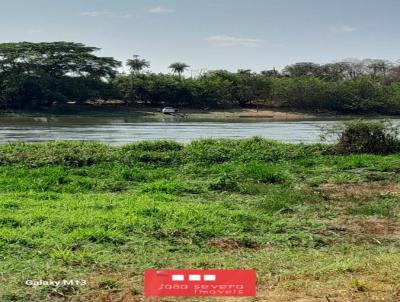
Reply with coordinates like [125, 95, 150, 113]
[0, 138, 399, 301]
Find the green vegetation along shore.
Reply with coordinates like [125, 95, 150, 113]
[1, 138, 399, 301]
[2, 42, 400, 115]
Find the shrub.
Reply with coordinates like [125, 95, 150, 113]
[120, 141, 182, 166]
[0, 141, 117, 166]
[335, 120, 400, 154]
[184, 139, 236, 164]
[209, 174, 240, 192]
[238, 162, 288, 184]
[121, 140, 183, 152]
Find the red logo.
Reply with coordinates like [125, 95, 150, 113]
[144, 269, 256, 296]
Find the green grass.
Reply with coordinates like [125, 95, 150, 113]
[0, 138, 399, 301]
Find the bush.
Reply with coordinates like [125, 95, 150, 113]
[209, 174, 240, 192]
[120, 140, 183, 166]
[0, 141, 117, 166]
[238, 162, 288, 184]
[336, 120, 400, 154]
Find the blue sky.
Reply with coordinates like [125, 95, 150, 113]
[0, 0, 399, 74]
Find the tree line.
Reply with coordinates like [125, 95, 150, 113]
[1, 41, 400, 114]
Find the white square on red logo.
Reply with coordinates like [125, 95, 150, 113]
[204, 274, 216, 281]
[172, 274, 184, 281]
[189, 275, 201, 281]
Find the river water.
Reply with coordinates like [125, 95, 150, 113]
[0, 112, 397, 145]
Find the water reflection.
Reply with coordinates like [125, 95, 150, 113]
[0, 113, 398, 145]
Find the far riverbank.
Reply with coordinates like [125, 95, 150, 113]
[3, 105, 396, 122]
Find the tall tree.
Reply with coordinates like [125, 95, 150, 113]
[168, 62, 190, 78]
[282, 62, 321, 77]
[126, 55, 150, 74]
[366, 59, 392, 81]
[0, 42, 121, 108]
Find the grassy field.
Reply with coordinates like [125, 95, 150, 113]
[0, 138, 399, 301]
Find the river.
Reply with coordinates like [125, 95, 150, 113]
[0, 112, 397, 145]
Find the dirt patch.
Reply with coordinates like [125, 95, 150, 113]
[207, 238, 259, 250]
[359, 218, 400, 236]
[321, 217, 400, 245]
[198, 108, 308, 120]
[255, 288, 400, 302]
[320, 182, 400, 200]
[208, 238, 241, 250]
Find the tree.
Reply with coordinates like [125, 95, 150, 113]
[168, 62, 190, 78]
[366, 59, 392, 81]
[339, 59, 368, 79]
[318, 63, 348, 81]
[0, 42, 121, 108]
[126, 55, 150, 74]
[205, 69, 271, 107]
[261, 68, 280, 77]
[282, 62, 321, 77]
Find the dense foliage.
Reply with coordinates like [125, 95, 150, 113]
[335, 120, 400, 154]
[1, 41, 400, 114]
[112, 70, 271, 108]
[114, 69, 400, 113]
[0, 42, 120, 109]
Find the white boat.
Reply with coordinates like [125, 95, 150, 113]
[162, 107, 178, 114]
